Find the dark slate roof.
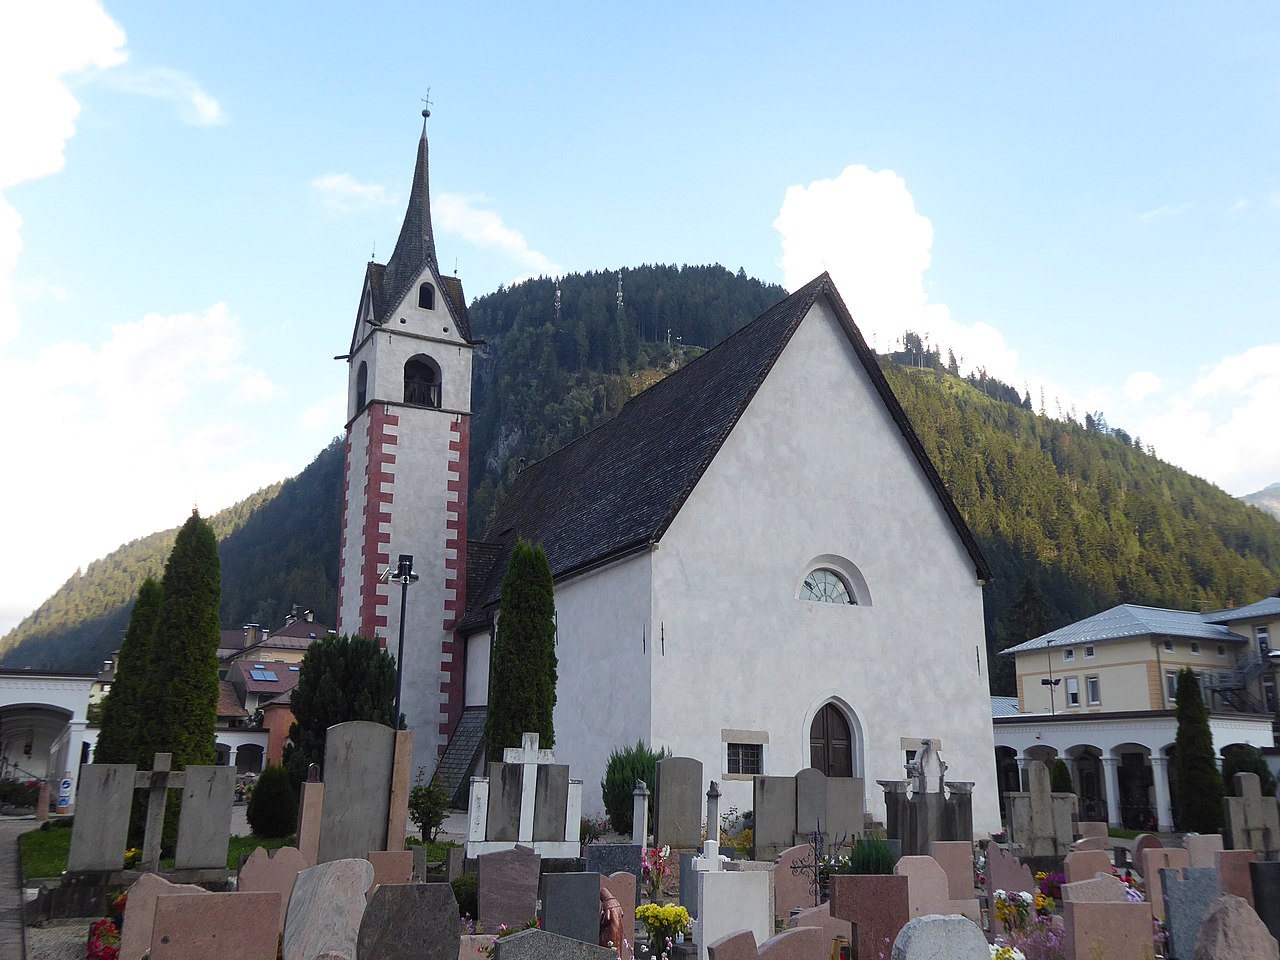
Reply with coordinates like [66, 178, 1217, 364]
[1203, 596, 1280, 624]
[465, 540, 504, 612]
[432, 705, 487, 807]
[465, 274, 990, 617]
[1001, 603, 1246, 655]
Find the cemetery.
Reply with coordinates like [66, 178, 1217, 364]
[3, 722, 1279, 960]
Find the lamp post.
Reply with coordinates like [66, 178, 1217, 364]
[390, 554, 419, 727]
[1041, 677, 1061, 715]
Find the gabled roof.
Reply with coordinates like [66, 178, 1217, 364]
[466, 273, 990, 616]
[228, 659, 302, 696]
[271, 617, 333, 640]
[217, 680, 249, 719]
[1001, 603, 1246, 656]
[1203, 595, 1280, 625]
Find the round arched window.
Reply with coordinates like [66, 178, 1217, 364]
[800, 568, 855, 604]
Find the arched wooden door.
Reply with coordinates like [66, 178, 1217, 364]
[809, 704, 853, 777]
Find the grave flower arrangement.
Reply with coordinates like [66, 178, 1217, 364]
[989, 945, 1027, 960]
[635, 903, 690, 945]
[122, 847, 141, 869]
[86, 917, 121, 960]
[1033, 870, 1063, 903]
[992, 889, 1053, 933]
[641, 845, 670, 900]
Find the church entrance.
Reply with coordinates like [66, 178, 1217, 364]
[809, 703, 853, 777]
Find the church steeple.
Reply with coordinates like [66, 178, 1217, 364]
[382, 109, 440, 314]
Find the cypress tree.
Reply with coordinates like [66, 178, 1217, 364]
[1172, 667, 1224, 832]
[484, 539, 557, 761]
[93, 576, 163, 764]
[147, 510, 222, 767]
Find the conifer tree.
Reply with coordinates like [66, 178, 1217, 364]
[93, 576, 163, 764]
[1172, 667, 1224, 832]
[485, 539, 557, 761]
[146, 510, 221, 767]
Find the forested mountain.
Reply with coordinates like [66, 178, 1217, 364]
[4, 265, 1279, 694]
[1243, 482, 1280, 521]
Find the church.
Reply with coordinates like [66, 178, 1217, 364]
[336, 118, 1002, 834]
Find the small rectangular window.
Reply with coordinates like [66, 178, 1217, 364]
[1217, 644, 1226, 657]
[1257, 626, 1271, 655]
[1163, 639, 1174, 652]
[1086, 676, 1100, 705]
[1190, 641, 1201, 655]
[1065, 676, 1080, 707]
[727, 743, 763, 776]
[1063, 648, 1075, 662]
[1166, 671, 1178, 702]
[1084, 645, 1096, 659]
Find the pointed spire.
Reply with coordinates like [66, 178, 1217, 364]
[381, 115, 440, 316]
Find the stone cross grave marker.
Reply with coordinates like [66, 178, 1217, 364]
[467, 732, 582, 858]
[1224, 772, 1280, 860]
[1004, 761, 1073, 858]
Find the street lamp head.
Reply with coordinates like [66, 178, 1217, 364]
[395, 554, 420, 584]
[1040, 678, 1061, 687]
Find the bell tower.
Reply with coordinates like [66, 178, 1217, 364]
[337, 108, 475, 774]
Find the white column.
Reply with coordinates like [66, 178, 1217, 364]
[1100, 757, 1122, 827]
[1016, 757, 1031, 792]
[60, 720, 87, 814]
[1150, 756, 1174, 832]
[228, 746, 239, 769]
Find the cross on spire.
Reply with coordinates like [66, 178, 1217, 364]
[421, 88, 433, 121]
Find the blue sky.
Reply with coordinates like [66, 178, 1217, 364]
[2, 2, 1279, 632]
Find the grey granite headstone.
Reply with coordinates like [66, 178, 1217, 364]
[493, 928, 616, 960]
[533, 764, 571, 842]
[1250, 861, 1280, 943]
[317, 721, 395, 862]
[540, 872, 601, 944]
[827, 776, 865, 844]
[478, 845, 542, 932]
[488, 761, 524, 842]
[585, 844, 642, 881]
[890, 914, 989, 959]
[795, 768, 827, 837]
[679, 852, 700, 918]
[655, 757, 703, 849]
[174, 764, 235, 869]
[357, 882, 460, 960]
[282, 858, 374, 960]
[1160, 866, 1221, 960]
[68, 763, 135, 871]
[753, 776, 798, 861]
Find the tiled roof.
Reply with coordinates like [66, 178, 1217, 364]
[1203, 595, 1280, 625]
[1002, 604, 1246, 655]
[466, 274, 990, 615]
[219, 628, 246, 651]
[990, 696, 1021, 717]
[271, 618, 333, 639]
[228, 660, 302, 695]
[217, 680, 249, 719]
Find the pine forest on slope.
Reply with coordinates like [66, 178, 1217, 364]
[3, 264, 1278, 697]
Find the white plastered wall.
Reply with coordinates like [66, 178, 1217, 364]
[646, 296, 1001, 834]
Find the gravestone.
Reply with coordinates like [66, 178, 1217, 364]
[1060, 873, 1130, 902]
[585, 844, 642, 882]
[983, 843, 1035, 934]
[1192, 894, 1280, 960]
[1185, 834, 1224, 869]
[1224, 773, 1280, 860]
[757, 927, 825, 960]
[119, 873, 209, 960]
[877, 740, 975, 858]
[774, 844, 818, 918]
[726, 859, 776, 922]
[1063, 900, 1154, 960]
[67, 763, 134, 871]
[755, 769, 864, 861]
[1133, 833, 1165, 862]
[1064, 849, 1113, 884]
[237, 845, 307, 933]
[1074, 821, 1107, 842]
[296, 779, 324, 866]
[1071, 836, 1106, 852]
[707, 930, 758, 960]
[655, 756, 704, 849]
[785, 902, 852, 947]
[1216, 849, 1257, 908]
[540, 872, 602, 944]
[281, 858, 374, 960]
[1003, 762, 1073, 858]
[357, 882, 460, 960]
[929, 841, 973, 902]
[895, 855, 979, 921]
[889, 915, 988, 960]
[1161, 867, 1221, 960]
[697, 870, 771, 960]
[752, 777, 798, 862]
[367, 849, 414, 894]
[1143, 846, 1190, 921]
[602, 871, 637, 960]
[828, 874, 910, 960]
[1251, 861, 1280, 945]
[679, 851, 700, 918]
[149, 891, 280, 960]
[478, 845, 542, 932]
[469, 732, 582, 858]
[493, 928, 616, 960]
[174, 765, 236, 869]
[317, 721, 396, 863]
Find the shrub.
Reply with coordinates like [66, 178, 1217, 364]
[1172, 668, 1224, 832]
[408, 771, 449, 842]
[1049, 758, 1073, 794]
[1222, 744, 1277, 797]
[0, 780, 39, 807]
[452, 873, 478, 919]
[600, 740, 669, 836]
[839, 835, 896, 875]
[246, 764, 297, 838]
[581, 814, 609, 844]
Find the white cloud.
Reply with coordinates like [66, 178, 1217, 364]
[436, 193, 562, 280]
[1229, 197, 1249, 213]
[1139, 203, 1190, 221]
[0, 303, 290, 632]
[108, 67, 226, 126]
[13, 276, 71, 302]
[1131, 344, 1280, 495]
[1123, 371, 1163, 403]
[310, 173, 396, 214]
[300, 389, 346, 432]
[0, 0, 127, 345]
[773, 164, 1020, 382]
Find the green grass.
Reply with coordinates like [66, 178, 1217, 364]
[19, 826, 298, 880]
[1107, 827, 1144, 840]
[406, 838, 460, 862]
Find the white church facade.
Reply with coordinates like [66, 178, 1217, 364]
[338, 119, 1002, 835]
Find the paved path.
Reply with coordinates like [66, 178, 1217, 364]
[0, 818, 29, 960]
